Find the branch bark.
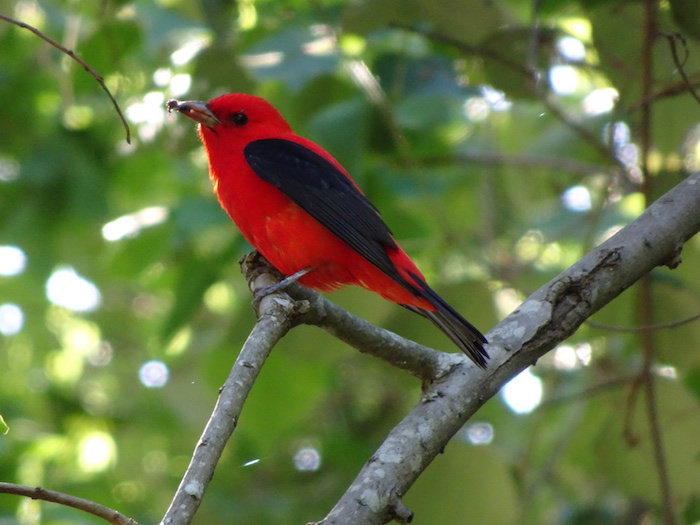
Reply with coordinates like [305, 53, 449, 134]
[310, 172, 700, 524]
[159, 257, 303, 525]
[0, 482, 137, 525]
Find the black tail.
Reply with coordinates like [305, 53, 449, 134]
[402, 286, 489, 369]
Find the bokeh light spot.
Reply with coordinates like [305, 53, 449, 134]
[139, 360, 169, 388]
[78, 432, 116, 473]
[549, 65, 578, 95]
[465, 422, 494, 445]
[557, 36, 586, 61]
[293, 446, 321, 472]
[562, 185, 592, 211]
[463, 96, 490, 121]
[0, 156, 20, 182]
[502, 368, 543, 414]
[102, 206, 168, 241]
[0, 245, 27, 275]
[46, 266, 101, 312]
[0, 303, 24, 335]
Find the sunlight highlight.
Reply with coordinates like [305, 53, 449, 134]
[126, 92, 168, 142]
[0, 156, 20, 182]
[0, 303, 24, 335]
[553, 343, 592, 370]
[78, 432, 116, 473]
[139, 360, 169, 388]
[583, 88, 619, 115]
[502, 368, 543, 414]
[463, 96, 490, 122]
[46, 267, 101, 312]
[0, 245, 27, 275]
[562, 185, 592, 212]
[493, 287, 525, 319]
[549, 65, 578, 95]
[171, 33, 210, 66]
[465, 422, 494, 445]
[293, 446, 322, 472]
[557, 36, 586, 61]
[102, 206, 168, 241]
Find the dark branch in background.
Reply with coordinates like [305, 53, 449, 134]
[663, 32, 700, 106]
[0, 483, 137, 525]
[628, 76, 700, 112]
[457, 152, 610, 177]
[639, 2, 675, 521]
[588, 311, 700, 332]
[313, 173, 700, 524]
[391, 23, 536, 83]
[0, 14, 132, 144]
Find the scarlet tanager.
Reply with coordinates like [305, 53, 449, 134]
[168, 94, 489, 368]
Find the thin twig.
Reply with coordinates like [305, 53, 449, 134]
[587, 311, 700, 332]
[663, 32, 700, 106]
[628, 76, 700, 112]
[158, 254, 302, 525]
[539, 375, 632, 407]
[457, 152, 610, 176]
[0, 14, 131, 143]
[239, 251, 456, 382]
[392, 22, 536, 85]
[0, 482, 137, 525]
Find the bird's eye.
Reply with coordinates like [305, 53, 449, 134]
[229, 112, 248, 126]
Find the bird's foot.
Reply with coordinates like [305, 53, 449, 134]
[252, 268, 310, 311]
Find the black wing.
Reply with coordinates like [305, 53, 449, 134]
[246, 139, 489, 366]
[244, 138, 410, 288]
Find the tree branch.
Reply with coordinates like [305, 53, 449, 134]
[0, 14, 132, 143]
[312, 172, 700, 524]
[0, 482, 137, 525]
[289, 283, 463, 383]
[160, 171, 700, 524]
[159, 255, 304, 525]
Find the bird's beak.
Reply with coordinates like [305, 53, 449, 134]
[167, 99, 222, 128]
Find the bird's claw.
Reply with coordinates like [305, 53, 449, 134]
[251, 268, 310, 312]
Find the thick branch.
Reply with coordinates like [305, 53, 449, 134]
[314, 173, 700, 524]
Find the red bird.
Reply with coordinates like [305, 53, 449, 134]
[168, 94, 489, 368]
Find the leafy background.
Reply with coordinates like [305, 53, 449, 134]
[1, 0, 700, 523]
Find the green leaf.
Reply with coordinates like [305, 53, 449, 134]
[241, 26, 340, 90]
[670, 0, 700, 40]
[343, 0, 504, 46]
[481, 27, 560, 99]
[684, 495, 700, 524]
[684, 367, 700, 402]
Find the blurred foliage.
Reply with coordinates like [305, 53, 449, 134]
[1, 0, 700, 524]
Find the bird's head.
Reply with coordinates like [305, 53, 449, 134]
[167, 93, 294, 143]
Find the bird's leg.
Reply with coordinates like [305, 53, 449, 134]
[252, 268, 311, 311]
